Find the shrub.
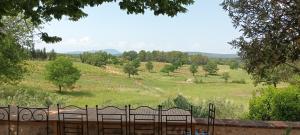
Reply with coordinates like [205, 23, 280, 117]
[203, 61, 219, 75]
[145, 61, 154, 72]
[203, 98, 245, 119]
[231, 79, 246, 84]
[160, 64, 175, 76]
[194, 78, 203, 84]
[222, 72, 230, 83]
[248, 86, 300, 121]
[0, 86, 67, 107]
[161, 95, 245, 119]
[173, 95, 191, 110]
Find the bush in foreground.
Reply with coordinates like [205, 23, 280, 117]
[161, 95, 245, 119]
[0, 86, 67, 107]
[248, 86, 300, 121]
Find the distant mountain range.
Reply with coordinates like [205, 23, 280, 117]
[65, 49, 238, 58]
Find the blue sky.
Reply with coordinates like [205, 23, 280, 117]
[36, 0, 241, 54]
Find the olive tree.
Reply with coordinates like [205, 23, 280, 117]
[45, 57, 81, 92]
[203, 61, 219, 75]
[145, 61, 154, 72]
[189, 64, 198, 76]
[123, 62, 139, 78]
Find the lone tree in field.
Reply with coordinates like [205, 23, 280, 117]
[160, 64, 175, 76]
[203, 61, 219, 75]
[123, 62, 139, 78]
[145, 61, 154, 72]
[222, 72, 230, 83]
[189, 64, 198, 76]
[45, 57, 81, 92]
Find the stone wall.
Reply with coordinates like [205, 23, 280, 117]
[1, 119, 300, 135]
[1, 107, 299, 135]
[195, 118, 300, 135]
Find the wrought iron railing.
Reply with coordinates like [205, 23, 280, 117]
[0, 104, 215, 135]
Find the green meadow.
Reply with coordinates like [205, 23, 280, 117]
[12, 60, 260, 107]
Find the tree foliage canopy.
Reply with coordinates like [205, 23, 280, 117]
[45, 57, 81, 92]
[160, 64, 175, 75]
[80, 51, 110, 67]
[0, 0, 194, 43]
[190, 54, 208, 65]
[203, 61, 219, 75]
[189, 64, 198, 76]
[222, 72, 230, 83]
[0, 34, 28, 84]
[222, 0, 300, 81]
[0, 15, 33, 84]
[123, 61, 139, 78]
[122, 51, 138, 61]
[145, 61, 154, 72]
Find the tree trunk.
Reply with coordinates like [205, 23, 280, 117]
[273, 82, 277, 88]
[128, 73, 131, 78]
[59, 85, 62, 92]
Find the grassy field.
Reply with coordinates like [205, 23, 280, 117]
[13, 60, 261, 108]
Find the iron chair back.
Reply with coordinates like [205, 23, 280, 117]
[207, 103, 215, 135]
[57, 104, 89, 135]
[17, 106, 49, 135]
[0, 106, 10, 135]
[96, 105, 127, 135]
[160, 106, 193, 135]
[129, 105, 160, 135]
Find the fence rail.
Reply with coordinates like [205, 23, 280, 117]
[0, 104, 215, 135]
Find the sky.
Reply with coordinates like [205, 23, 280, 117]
[35, 0, 241, 54]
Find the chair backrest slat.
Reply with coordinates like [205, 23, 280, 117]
[129, 105, 160, 135]
[96, 105, 127, 135]
[57, 104, 88, 135]
[160, 106, 193, 135]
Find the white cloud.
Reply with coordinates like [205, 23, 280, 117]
[79, 36, 91, 43]
[35, 36, 94, 52]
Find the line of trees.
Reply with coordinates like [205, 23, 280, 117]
[29, 48, 57, 60]
[80, 51, 119, 67]
[78, 50, 243, 78]
[123, 50, 208, 66]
